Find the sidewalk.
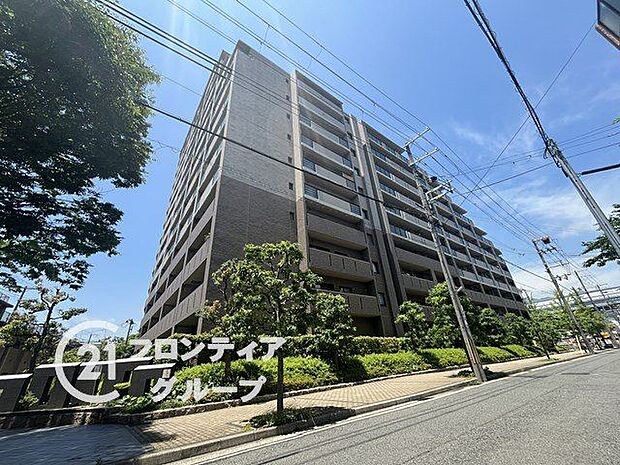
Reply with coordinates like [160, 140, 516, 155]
[0, 351, 584, 465]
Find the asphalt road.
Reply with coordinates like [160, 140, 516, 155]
[194, 351, 620, 465]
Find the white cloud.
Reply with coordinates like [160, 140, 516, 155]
[497, 177, 616, 239]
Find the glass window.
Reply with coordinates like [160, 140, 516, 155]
[378, 292, 386, 305]
[601, 2, 620, 35]
[301, 134, 314, 147]
[350, 204, 361, 215]
[304, 185, 318, 198]
[303, 158, 316, 171]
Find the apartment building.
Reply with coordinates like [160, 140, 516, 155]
[139, 41, 525, 340]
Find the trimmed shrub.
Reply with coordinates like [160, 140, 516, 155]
[501, 345, 536, 358]
[356, 352, 430, 378]
[258, 357, 337, 392]
[477, 346, 515, 363]
[419, 348, 468, 368]
[110, 394, 156, 414]
[350, 336, 407, 355]
[174, 356, 337, 399]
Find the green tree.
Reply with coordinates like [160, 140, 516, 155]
[503, 312, 534, 346]
[468, 306, 508, 347]
[0, 0, 158, 289]
[581, 204, 620, 268]
[20, 283, 86, 370]
[395, 300, 430, 349]
[201, 241, 322, 414]
[571, 290, 607, 344]
[424, 282, 463, 348]
[307, 292, 355, 363]
[529, 304, 569, 353]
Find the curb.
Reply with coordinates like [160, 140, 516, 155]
[113, 379, 477, 465]
[112, 352, 587, 465]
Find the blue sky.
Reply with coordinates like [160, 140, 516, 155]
[10, 0, 620, 330]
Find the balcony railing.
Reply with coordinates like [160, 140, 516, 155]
[303, 158, 356, 190]
[298, 96, 345, 131]
[298, 80, 342, 112]
[301, 136, 353, 169]
[301, 117, 349, 148]
[304, 184, 361, 217]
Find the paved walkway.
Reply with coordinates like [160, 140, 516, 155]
[0, 351, 583, 464]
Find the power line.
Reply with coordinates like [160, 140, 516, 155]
[166, 0, 552, 245]
[464, 0, 620, 258]
[580, 162, 620, 176]
[104, 1, 563, 270]
[460, 21, 593, 201]
[453, 142, 620, 196]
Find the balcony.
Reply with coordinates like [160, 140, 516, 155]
[300, 117, 349, 151]
[301, 136, 353, 172]
[329, 291, 381, 317]
[390, 224, 436, 250]
[304, 185, 362, 220]
[298, 96, 346, 132]
[303, 158, 356, 194]
[308, 248, 373, 281]
[306, 213, 367, 250]
[401, 274, 435, 293]
[298, 80, 342, 113]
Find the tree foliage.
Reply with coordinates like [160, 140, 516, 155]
[581, 204, 620, 268]
[200, 241, 323, 413]
[395, 301, 429, 349]
[0, 0, 158, 289]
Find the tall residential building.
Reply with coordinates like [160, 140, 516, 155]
[139, 41, 525, 340]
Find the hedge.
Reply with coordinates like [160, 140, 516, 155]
[500, 345, 537, 358]
[174, 356, 337, 400]
[418, 348, 469, 368]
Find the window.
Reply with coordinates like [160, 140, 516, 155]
[354, 167, 360, 176]
[390, 224, 408, 238]
[362, 209, 369, 220]
[380, 183, 396, 196]
[289, 183, 294, 190]
[301, 134, 314, 146]
[303, 158, 316, 171]
[350, 204, 361, 215]
[287, 134, 292, 140]
[367, 233, 375, 245]
[372, 261, 379, 274]
[304, 185, 318, 198]
[339, 286, 352, 293]
[376, 165, 391, 177]
[342, 157, 353, 168]
[378, 292, 386, 305]
[358, 187, 364, 193]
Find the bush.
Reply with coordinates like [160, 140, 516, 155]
[351, 336, 407, 355]
[356, 352, 430, 378]
[501, 345, 536, 358]
[477, 347, 515, 363]
[16, 390, 39, 411]
[110, 394, 156, 414]
[174, 356, 337, 400]
[258, 357, 337, 393]
[419, 348, 468, 368]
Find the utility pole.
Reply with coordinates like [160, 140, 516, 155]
[7, 286, 28, 321]
[574, 271, 619, 348]
[124, 318, 135, 343]
[545, 140, 620, 258]
[463, 0, 620, 260]
[405, 143, 486, 382]
[532, 237, 593, 354]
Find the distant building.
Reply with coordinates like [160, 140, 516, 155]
[596, 0, 620, 50]
[139, 41, 525, 340]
